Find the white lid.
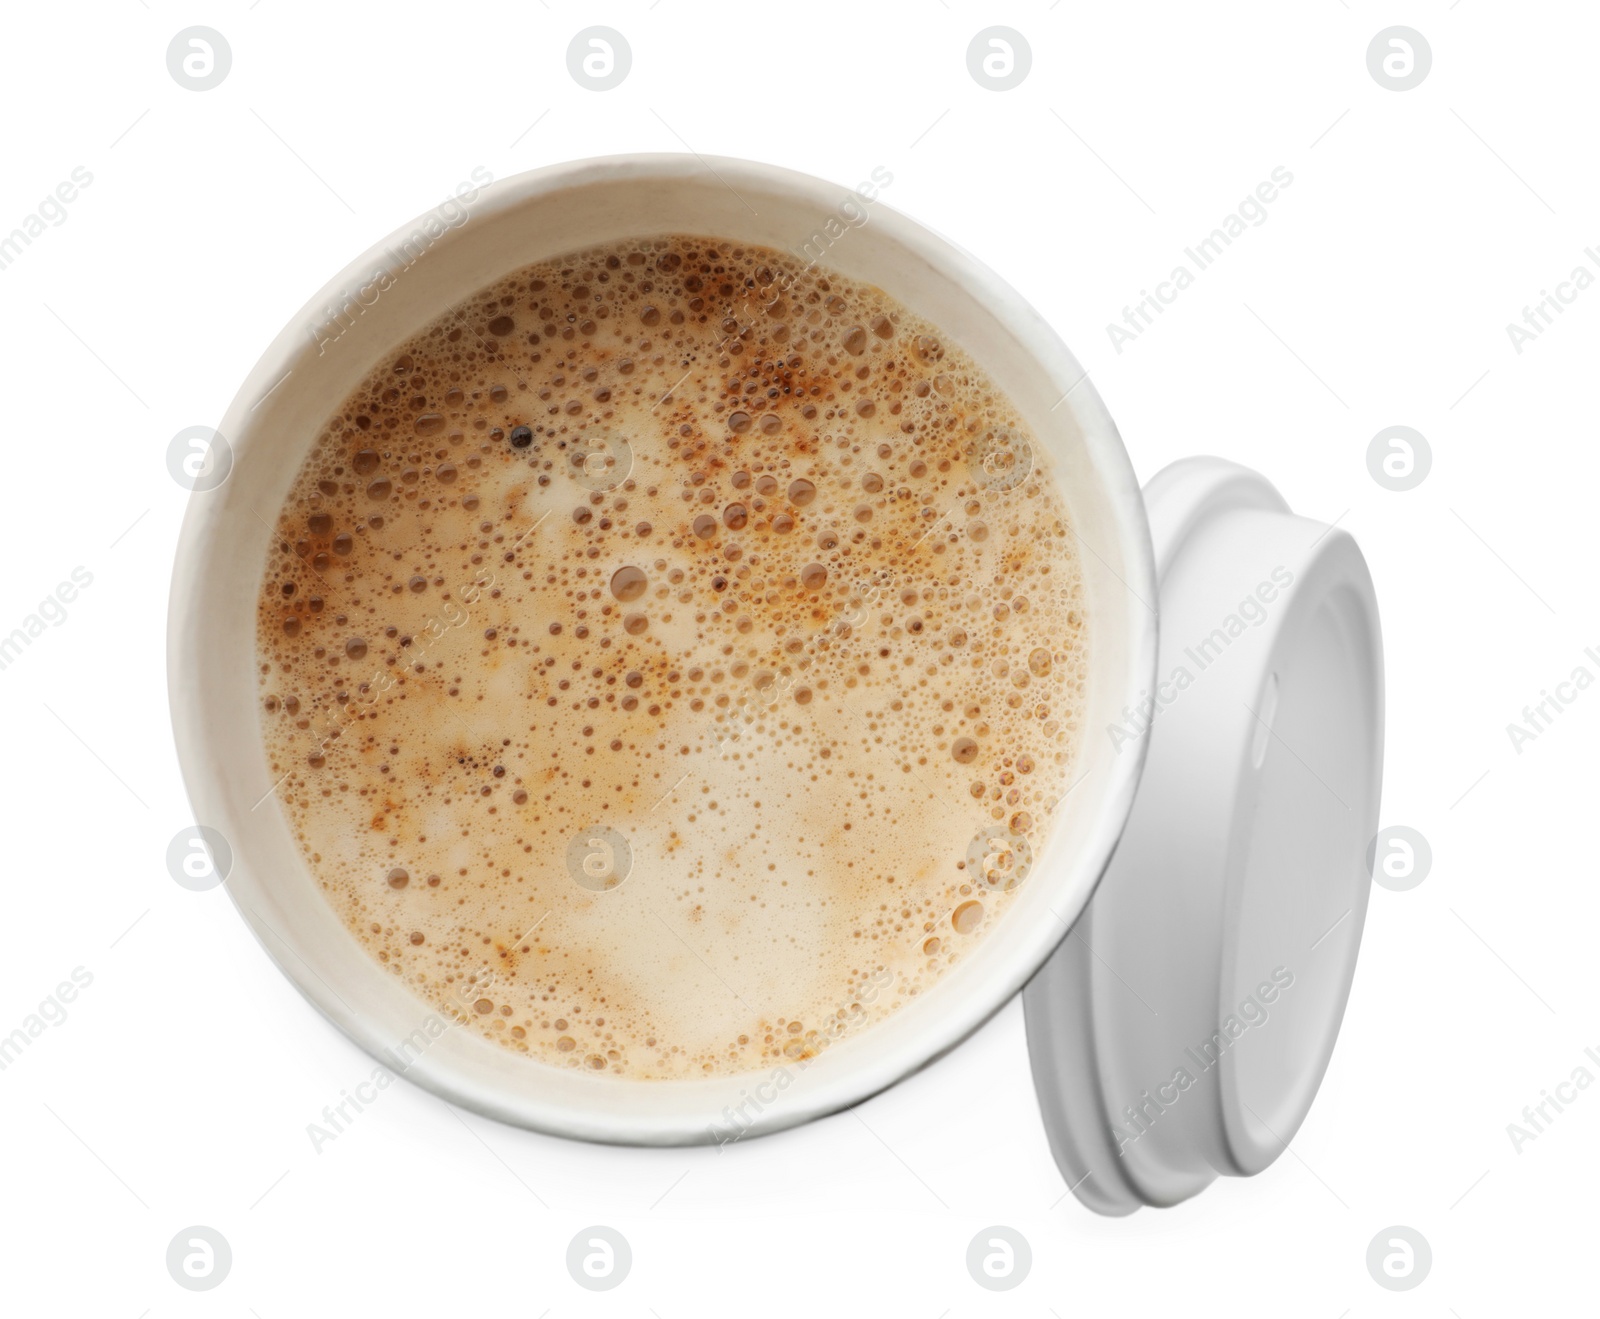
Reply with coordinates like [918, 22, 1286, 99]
[1024, 457, 1385, 1214]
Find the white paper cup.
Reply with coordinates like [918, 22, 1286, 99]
[167, 155, 1158, 1145]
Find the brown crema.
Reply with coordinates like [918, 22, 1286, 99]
[256, 234, 1088, 1080]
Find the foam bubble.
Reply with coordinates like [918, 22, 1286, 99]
[255, 234, 1089, 1080]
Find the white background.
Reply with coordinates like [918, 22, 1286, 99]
[1, 2, 1595, 1314]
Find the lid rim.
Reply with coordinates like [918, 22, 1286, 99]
[1024, 458, 1385, 1214]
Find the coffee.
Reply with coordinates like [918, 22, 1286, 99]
[256, 235, 1088, 1079]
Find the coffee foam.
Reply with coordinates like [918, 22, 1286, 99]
[256, 235, 1088, 1079]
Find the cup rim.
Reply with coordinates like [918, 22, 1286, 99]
[167, 152, 1158, 1144]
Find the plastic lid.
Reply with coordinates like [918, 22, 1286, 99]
[1023, 457, 1385, 1214]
